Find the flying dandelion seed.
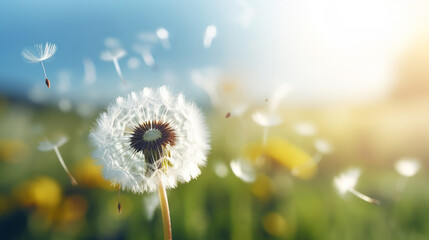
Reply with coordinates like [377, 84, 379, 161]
[100, 48, 127, 85]
[230, 158, 256, 183]
[252, 111, 282, 145]
[104, 37, 122, 49]
[21, 42, 57, 88]
[90, 86, 210, 240]
[83, 57, 96, 85]
[394, 157, 420, 194]
[156, 28, 171, 50]
[203, 25, 217, 48]
[395, 158, 420, 177]
[38, 136, 78, 186]
[213, 161, 229, 178]
[127, 57, 141, 70]
[133, 44, 156, 69]
[294, 122, 317, 137]
[334, 168, 379, 205]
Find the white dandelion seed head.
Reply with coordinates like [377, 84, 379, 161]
[89, 86, 210, 193]
[252, 111, 282, 127]
[38, 135, 68, 151]
[395, 158, 420, 177]
[334, 168, 361, 195]
[22, 42, 57, 63]
[100, 48, 127, 61]
[230, 158, 256, 183]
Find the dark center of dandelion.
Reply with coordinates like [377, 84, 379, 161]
[129, 120, 177, 167]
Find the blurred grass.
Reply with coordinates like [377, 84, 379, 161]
[0, 96, 429, 240]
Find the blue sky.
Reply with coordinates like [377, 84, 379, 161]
[1, 0, 428, 107]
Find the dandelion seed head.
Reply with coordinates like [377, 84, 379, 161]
[334, 168, 360, 195]
[89, 86, 210, 193]
[395, 158, 420, 177]
[38, 135, 68, 151]
[22, 42, 57, 63]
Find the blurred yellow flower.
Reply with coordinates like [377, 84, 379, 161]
[59, 195, 88, 223]
[251, 174, 275, 202]
[262, 212, 290, 237]
[74, 157, 112, 189]
[244, 136, 316, 179]
[15, 176, 62, 209]
[0, 139, 29, 162]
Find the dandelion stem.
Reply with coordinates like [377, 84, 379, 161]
[349, 188, 379, 205]
[40, 60, 48, 79]
[53, 147, 78, 186]
[158, 178, 172, 240]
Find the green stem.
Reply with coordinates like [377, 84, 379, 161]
[158, 178, 172, 240]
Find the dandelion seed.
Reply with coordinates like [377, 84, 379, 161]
[230, 158, 256, 183]
[203, 25, 217, 48]
[21, 42, 57, 88]
[395, 158, 420, 177]
[394, 157, 420, 194]
[90, 86, 210, 240]
[127, 57, 141, 70]
[100, 48, 127, 85]
[334, 168, 379, 205]
[213, 161, 229, 178]
[104, 37, 122, 48]
[38, 136, 78, 186]
[252, 111, 282, 145]
[83, 57, 96, 85]
[294, 122, 317, 137]
[156, 28, 171, 50]
[133, 44, 156, 69]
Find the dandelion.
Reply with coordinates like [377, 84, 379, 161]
[100, 48, 127, 85]
[203, 25, 217, 48]
[21, 42, 57, 88]
[394, 157, 420, 194]
[89, 86, 210, 240]
[333, 168, 379, 205]
[38, 136, 78, 186]
[156, 28, 171, 50]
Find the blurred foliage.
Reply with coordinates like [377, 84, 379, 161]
[0, 96, 428, 240]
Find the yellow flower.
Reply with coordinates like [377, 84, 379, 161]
[0, 139, 28, 162]
[244, 136, 316, 179]
[15, 176, 62, 209]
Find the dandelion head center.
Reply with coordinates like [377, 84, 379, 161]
[129, 120, 177, 165]
[143, 129, 162, 141]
